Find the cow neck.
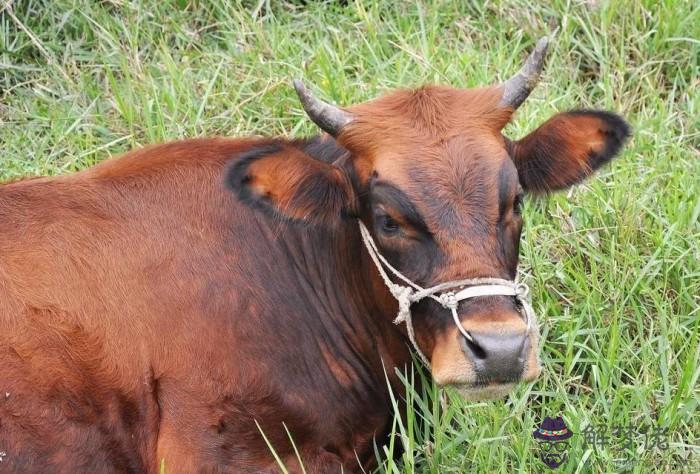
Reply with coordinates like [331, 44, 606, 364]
[278, 219, 413, 374]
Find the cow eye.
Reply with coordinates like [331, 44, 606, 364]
[514, 193, 524, 214]
[378, 214, 400, 234]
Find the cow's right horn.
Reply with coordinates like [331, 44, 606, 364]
[294, 80, 354, 136]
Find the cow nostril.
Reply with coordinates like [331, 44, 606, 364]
[463, 335, 487, 360]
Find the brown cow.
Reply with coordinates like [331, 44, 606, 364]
[0, 38, 628, 472]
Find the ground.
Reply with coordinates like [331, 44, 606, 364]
[1, 1, 698, 472]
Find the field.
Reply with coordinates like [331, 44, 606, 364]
[1, 0, 698, 472]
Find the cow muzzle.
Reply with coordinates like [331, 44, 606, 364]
[432, 300, 542, 399]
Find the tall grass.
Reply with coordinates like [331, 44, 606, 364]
[1, 1, 698, 472]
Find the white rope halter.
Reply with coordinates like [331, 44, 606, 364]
[358, 221, 535, 369]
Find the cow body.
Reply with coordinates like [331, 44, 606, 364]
[0, 138, 406, 472]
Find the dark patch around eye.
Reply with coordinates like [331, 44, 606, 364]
[369, 180, 430, 236]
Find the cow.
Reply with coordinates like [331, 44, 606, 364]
[0, 37, 629, 472]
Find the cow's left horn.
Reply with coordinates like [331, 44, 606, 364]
[500, 36, 550, 109]
[293, 80, 354, 136]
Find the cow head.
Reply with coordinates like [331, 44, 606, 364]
[229, 38, 630, 399]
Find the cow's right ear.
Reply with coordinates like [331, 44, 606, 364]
[227, 144, 358, 223]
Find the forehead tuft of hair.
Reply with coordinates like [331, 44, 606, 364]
[339, 85, 512, 155]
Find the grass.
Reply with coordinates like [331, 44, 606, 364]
[1, 0, 698, 472]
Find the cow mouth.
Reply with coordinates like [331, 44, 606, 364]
[453, 382, 517, 401]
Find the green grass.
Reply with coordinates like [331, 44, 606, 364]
[1, 0, 698, 472]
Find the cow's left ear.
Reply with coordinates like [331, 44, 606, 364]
[227, 143, 357, 223]
[509, 110, 630, 193]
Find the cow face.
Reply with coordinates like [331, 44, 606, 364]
[333, 89, 629, 399]
[229, 39, 630, 399]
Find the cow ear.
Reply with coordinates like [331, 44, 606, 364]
[510, 110, 630, 193]
[227, 143, 358, 223]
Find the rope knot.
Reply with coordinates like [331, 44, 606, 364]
[392, 285, 413, 324]
[441, 292, 458, 310]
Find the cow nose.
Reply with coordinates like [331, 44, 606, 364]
[460, 330, 527, 383]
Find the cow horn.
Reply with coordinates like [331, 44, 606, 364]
[500, 36, 550, 109]
[293, 79, 354, 136]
